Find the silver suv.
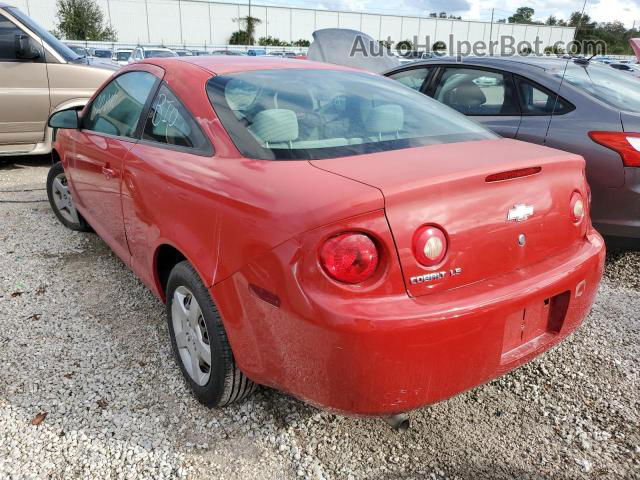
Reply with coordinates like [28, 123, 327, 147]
[0, 3, 117, 156]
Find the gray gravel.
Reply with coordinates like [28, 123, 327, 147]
[0, 158, 639, 479]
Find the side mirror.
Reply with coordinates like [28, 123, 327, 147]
[15, 34, 41, 60]
[48, 109, 79, 129]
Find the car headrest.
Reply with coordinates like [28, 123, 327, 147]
[450, 81, 486, 107]
[275, 89, 314, 112]
[249, 109, 299, 144]
[365, 104, 404, 133]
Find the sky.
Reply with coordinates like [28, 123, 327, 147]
[258, 0, 640, 28]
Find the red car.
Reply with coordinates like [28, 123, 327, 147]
[47, 57, 605, 417]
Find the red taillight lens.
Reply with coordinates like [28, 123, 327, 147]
[589, 131, 640, 167]
[319, 232, 379, 284]
[570, 192, 585, 224]
[413, 226, 448, 266]
[485, 166, 542, 182]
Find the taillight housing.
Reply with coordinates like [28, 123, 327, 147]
[570, 192, 585, 224]
[413, 225, 448, 266]
[589, 131, 640, 167]
[319, 232, 379, 284]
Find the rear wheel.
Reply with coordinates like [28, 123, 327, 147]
[166, 261, 256, 406]
[46, 162, 90, 232]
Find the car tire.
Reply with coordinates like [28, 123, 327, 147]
[46, 161, 91, 232]
[166, 261, 257, 407]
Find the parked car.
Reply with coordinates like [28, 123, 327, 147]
[67, 44, 90, 57]
[174, 49, 194, 57]
[266, 51, 298, 57]
[91, 48, 113, 59]
[113, 48, 133, 65]
[384, 57, 640, 244]
[608, 62, 640, 78]
[129, 46, 177, 63]
[47, 56, 604, 416]
[210, 49, 246, 56]
[246, 48, 266, 56]
[0, 3, 117, 156]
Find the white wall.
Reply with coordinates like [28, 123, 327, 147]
[11, 0, 575, 51]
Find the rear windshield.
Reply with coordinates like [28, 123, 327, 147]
[116, 51, 131, 61]
[554, 64, 640, 113]
[206, 69, 496, 160]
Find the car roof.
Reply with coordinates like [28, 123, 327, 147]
[399, 55, 594, 72]
[143, 56, 360, 75]
[388, 55, 625, 80]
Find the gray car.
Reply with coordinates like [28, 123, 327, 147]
[385, 57, 640, 244]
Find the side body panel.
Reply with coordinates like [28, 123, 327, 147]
[119, 63, 383, 297]
[45, 63, 115, 111]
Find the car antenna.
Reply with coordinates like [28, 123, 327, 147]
[545, 0, 589, 140]
[574, 53, 596, 65]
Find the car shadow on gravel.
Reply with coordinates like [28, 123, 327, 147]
[0, 154, 52, 170]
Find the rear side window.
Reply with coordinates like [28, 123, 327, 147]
[433, 67, 519, 116]
[142, 84, 211, 153]
[387, 67, 430, 91]
[83, 71, 157, 138]
[516, 78, 574, 115]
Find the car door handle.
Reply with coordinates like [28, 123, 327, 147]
[102, 166, 116, 180]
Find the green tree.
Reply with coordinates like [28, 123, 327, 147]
[293, 39, 310, 47]
[508, 7, 535, 24]
[230, 15, 262, 45]
[396, 39, 413, 53]
[54, 0, 116, 41]
[258, 35, 290, 46]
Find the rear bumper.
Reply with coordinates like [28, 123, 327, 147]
[213, 231, 605, 415]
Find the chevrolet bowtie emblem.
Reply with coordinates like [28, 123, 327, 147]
[507, 204, 534, 222]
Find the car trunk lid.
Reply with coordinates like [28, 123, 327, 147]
[310, 138, 588, 297]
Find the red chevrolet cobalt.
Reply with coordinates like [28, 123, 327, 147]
[47, 57, 605, 417]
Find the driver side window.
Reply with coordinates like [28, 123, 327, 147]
[83, 71, 157, 138]
[0, 13, 31, 61]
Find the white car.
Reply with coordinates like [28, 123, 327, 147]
[129, 46, 177, 63]
[112, 48, 133, 65]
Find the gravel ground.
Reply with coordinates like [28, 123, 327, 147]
[0, 157, 638, 480]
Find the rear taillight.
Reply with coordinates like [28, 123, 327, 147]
[589, 131, 640, 167]
[485, 166, 542, 182]
[570, 192, 585, 224]
[319, 232, 379, 284]
[413, 226, 448, 266]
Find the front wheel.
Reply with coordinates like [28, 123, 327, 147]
[46, 162, 90, 232]
[166, 261, 256, 407]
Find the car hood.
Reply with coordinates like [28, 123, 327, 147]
[71, 56, 120, 71]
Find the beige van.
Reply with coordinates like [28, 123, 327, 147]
[0, 3, 117, 155]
